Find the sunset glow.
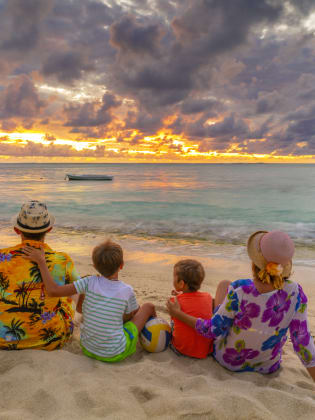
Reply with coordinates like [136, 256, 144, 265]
[0, 1, 315, 163]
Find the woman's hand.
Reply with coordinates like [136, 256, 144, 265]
[166, 296, 182, 317]
[166, 296, 197, 328]
[22, 245, 46, 265]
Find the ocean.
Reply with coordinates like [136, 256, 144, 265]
[1, 163, 315, 265]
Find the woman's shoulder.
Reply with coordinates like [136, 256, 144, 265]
[284, 280, 308, 306]
[230, 279, 253, 289]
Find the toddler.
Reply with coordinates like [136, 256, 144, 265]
[170, 259, 213, 358]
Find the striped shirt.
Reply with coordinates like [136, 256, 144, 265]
[74, 275, 139, 358]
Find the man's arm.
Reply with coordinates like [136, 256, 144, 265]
[22, 245, 76, 297]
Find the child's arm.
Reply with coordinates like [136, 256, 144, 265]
[123, 307, 139, 323]
[22, 245, 76, 297]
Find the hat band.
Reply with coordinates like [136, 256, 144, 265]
[17, 219, 51, 231]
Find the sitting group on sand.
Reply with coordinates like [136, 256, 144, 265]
[0, 200, 315, 382]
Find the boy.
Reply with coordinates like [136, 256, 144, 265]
[170, 259, 213, 358]
[23, 239, 156, 362]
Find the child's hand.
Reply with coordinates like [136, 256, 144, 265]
[171, 289, 182, 296]
[22, 245, 46, 264]
[166, 296, 181, 317]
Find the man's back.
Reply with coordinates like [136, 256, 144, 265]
[0, 240, 79, 350]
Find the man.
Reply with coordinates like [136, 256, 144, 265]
[0, 200, 80, 350]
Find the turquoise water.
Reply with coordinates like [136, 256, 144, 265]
[1, 163, 315, 248]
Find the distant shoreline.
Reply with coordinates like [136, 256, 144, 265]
[1, 161, 315, 165]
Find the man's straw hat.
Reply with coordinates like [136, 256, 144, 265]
[13, 200, 55, 233]
[247, 230, 294, 277]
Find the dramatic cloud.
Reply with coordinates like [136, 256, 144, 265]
[0, 0, 315, 160]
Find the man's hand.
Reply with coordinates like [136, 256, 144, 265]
[22, 245, 46, 265]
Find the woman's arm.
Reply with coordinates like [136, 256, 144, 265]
[289, 288, 315, 382]
[167, 284, 238, 340]
[166, 297, 197, 328]
[22, 245, 76, 297]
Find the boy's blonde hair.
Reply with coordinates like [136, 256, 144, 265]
[174, 259, 205, 292]
[92, 240, 123, 277]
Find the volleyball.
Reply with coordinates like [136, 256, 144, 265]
[140, 317, 172, 353]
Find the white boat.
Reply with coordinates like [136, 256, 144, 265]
[66, 174, 113, 181]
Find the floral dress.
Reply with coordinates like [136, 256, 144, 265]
[195, 279, 315, 373]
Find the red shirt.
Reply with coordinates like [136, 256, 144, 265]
[171, 291, 213, 358]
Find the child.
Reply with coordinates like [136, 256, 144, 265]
[170, 259, 213, 358]
[23, 239, 156, 362]
[167, 231, 315, 381]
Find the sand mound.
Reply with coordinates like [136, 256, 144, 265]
[0, 334, 314, 420]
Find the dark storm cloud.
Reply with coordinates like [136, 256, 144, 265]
[285, 118, 315, 146]
[0, 76, 45, 119]
[109, 0, 284, 107]
[64, 92, 121, 127]
[180, 99, 220, 115]
[124, 109, 163, 135]
[289, 0, 315, 14]
[0, 0, 53, 53]
[110, 16, 163, 56]
[207, 114, 249, 138]
[42, 51, 95, 84]
[256, 92, 281, 114]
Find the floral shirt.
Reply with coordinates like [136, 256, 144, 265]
[0, 240, 80, 350]
[195, 279, 315, 373]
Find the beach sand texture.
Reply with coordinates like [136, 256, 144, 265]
[1, 244, 315, 420]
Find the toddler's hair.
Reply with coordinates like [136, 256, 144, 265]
[92, 240, 124, 277]
[174, 259, 205, 292]
[252, 263, 289, 290]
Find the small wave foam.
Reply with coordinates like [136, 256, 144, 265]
[48, 219, 315, 249]
[2, 216, 315, 250]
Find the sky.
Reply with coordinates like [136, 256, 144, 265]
[0, 0, 315, 163]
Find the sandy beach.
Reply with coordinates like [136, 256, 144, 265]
[0, 234, 315, 420]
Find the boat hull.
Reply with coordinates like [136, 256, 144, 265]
[66, 174, 113, 181]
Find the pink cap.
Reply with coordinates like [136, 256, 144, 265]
[260, 230, 295, 265]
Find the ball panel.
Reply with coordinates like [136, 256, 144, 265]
[140, 317, 172, 353]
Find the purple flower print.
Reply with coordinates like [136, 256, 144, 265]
[261, 290, 290, 327]
[295, 284, 308, 312]
[271, 338, 287, 360]
[196, 315, 233, 339]
[289, 319, 310, 352]
[298, 285, 307, 304]
[223, 347, 259, 366]
[242, 283, 260, 297]
[268, 361, 281, 373]
[231, 279, 252, 289]
[40, 311, 56, 324]
[0, 252, 12, 263]
[234, 300, 260, 330]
